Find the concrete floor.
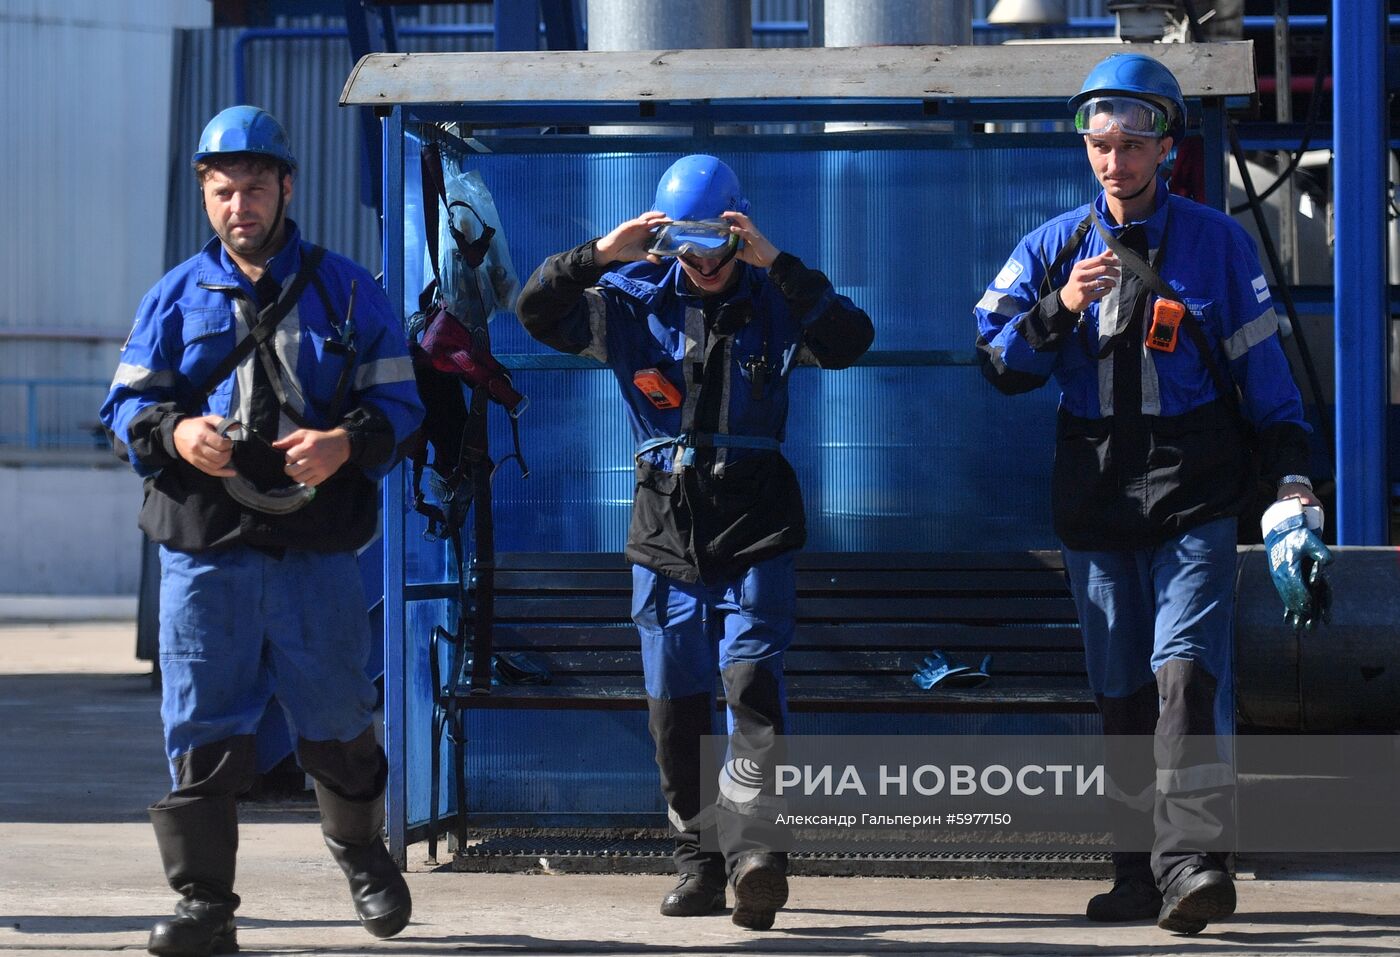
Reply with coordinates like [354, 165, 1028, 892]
[3, 621, 1400, 957]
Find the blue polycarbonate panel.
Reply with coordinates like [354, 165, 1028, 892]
[482, 363, 1061, 552]
[398, 140, 1106, 830]
[464, 710, 660, 819]
[421, 145, 1101, 553]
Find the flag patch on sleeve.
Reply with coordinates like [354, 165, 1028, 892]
[1252, 274, 1269, 303]
[993, 258, 1024, 290]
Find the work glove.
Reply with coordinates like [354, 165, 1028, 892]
[1260, 498, 1334, 632]
[913, 651, 992, 690]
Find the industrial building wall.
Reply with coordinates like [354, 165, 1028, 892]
[0, 0, 208, 597]
[1, 0, 210, 442]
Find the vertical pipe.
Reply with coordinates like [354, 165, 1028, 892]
[1332, 0, 1388, 544]
[586, 0, 749, 50]
[823, 0, 971, 45]
[586, 0, 749, 134]
[1275, 0, 1296, 283]
[380, 108, 409, 867]
[494, 0, 538, 51]
[819, 0, 969, 547]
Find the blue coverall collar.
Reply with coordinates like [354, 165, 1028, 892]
[602, 258, 756, 309]
[1093, 180, 1169, 239]
[195, 219, 304, 292]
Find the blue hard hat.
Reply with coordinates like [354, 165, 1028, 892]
[654, 155, 749, 220]
[1069, 53, 1186, 139]
[193, 105, 297, 169]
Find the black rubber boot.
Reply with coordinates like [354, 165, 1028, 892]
[1086, 853, 1163, 922]
[659, 869, 727, 916]
[315, 782, 412, 939]
[729, 851, 789, 931]
[1157, 863, 1236, 934]
[148, 798, 240, 957]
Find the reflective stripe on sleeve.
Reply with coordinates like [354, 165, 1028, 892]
[352, 355, 416, 390]
[1222, 308, 1280, 361]
[111, 363, 175, 392]
[977, 289, 1023, 317]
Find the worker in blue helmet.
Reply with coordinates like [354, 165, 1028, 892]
[100, 105, 423, 956]
[516, 154, 873, 930]
[975, 54, 1329, 934]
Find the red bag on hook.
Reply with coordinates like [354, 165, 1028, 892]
[415, 308, 526, 418]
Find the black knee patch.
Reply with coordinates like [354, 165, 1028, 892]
[298, 726, 385, 802]
[720, 662, 785, 737]
[1155, 658, 1219, 738]
[1097, 680, 1160, 736]
[161, 736, 258, 804]
[647, 693, 714, 823]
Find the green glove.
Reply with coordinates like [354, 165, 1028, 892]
[1261, 499, 1334, 632]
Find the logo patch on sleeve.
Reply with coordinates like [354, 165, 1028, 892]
[993, 258, 1024, 290]
[1252, 274, 1270, 303]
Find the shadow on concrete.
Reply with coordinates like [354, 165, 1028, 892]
[0, 673, 319, 825]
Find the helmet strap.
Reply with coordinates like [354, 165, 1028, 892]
[683, 243, 740, 280]
[242, 170, 291, 262]
[1118, 173, 1158, 205]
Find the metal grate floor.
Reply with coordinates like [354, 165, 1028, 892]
[452, 833, 1111, 878]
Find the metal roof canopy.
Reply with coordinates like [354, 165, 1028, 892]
[340, 41, 1257, 112]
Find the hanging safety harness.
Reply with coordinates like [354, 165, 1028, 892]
[407, 144, 534, 861]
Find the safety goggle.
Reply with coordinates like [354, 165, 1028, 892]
[648, 219, 741, 260]
[1074, 96, 1169, 138]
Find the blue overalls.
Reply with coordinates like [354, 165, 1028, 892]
[975, 182, 1310, 884]
[517, 246, 872, 876]
[101, 226, 424, 803]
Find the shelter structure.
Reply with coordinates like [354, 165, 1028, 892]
[340, 40, 1258, 862]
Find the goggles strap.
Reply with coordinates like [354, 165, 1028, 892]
[689, 244, 739, 276]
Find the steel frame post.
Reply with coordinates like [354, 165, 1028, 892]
[1332, 0, 1389, 543]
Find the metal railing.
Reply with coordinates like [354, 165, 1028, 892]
[0, 377, 112, 451]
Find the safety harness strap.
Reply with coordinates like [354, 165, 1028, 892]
[1093, 212, 1242, 412]
[195, 245, 327, 399]
[635, 432, 782, 469]
[1037, 214, 1095, 301]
